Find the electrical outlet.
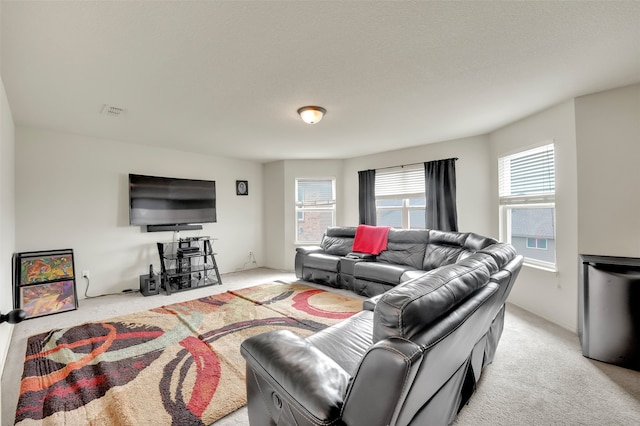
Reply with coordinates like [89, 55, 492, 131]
[82, 270, 90, 279]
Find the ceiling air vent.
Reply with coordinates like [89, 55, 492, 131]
[101, 104, 127, 117]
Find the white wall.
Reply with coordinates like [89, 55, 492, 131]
[575, 83, 640, 257]
[342, 135, 494, 236]
[15, 127, 264, 298]
[263, 161, 286, 269]
[263, 159, 344, 271]
[0, 78, 16, 389]
[489, 100, 579, 331]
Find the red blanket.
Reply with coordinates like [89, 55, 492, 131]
[352, 225, 391, 255]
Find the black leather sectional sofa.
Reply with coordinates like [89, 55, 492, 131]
[294, 226, 511, 297]
[241, 226, 523, 425]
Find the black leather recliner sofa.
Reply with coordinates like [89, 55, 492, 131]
[241, 226, 523, 425]
[295, 226, 506, 297]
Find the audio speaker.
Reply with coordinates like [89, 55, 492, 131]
[139, 274, 160, 296]
[147, 224, 203, 232]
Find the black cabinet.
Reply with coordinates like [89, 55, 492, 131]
[157, 236, 222, 294]
[579, 254, 640, 371]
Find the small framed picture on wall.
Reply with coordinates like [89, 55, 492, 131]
[236, 180, 248, 196]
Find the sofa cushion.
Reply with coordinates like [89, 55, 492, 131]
[478, 243, 517, 270]
[387, 228, 430, 245]
[463, 232, 498, 250]
[377, 228, 429, 268]
[421, 230, 500, 271]
[457, 252, 499, 275]
[352, 279, 395, 298]
[321, 236, 354, 256]
[423, 230, 469, 270]
[423, 245, 473, 270]
[377, 242, 426, 269]
[354, 262, 418, 285]
[373, 260, 491, 342]
[305, 253, 341, 271]
[325, 226, 357, 238]
[306, 310, 374, 375]
[319, 226, 356, 255]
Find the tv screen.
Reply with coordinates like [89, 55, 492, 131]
[129, 174, 217, 226]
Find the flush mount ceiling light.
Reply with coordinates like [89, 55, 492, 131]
[297, 106, 326, 124]
[101, 104, 127, 117]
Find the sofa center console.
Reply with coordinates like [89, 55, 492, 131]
[339, 252, 375, 289]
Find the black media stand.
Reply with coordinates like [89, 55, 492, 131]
[157, 236, 222, 295]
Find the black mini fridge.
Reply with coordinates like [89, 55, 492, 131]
[579, 255, 640, 371]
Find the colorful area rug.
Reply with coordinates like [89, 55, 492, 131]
[15, 282, 362, 425]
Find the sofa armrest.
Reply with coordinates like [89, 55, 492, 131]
[341, 337, 423, 426]
[363, 293, 385, 311]
[296, 246, 324, 255]
[240, 330, 350, 423]
[295, 246, 325, 278]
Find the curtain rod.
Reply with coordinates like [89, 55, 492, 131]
[372, 157, 458, 172]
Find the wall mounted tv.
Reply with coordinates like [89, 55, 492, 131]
[129, 174, 216, 232]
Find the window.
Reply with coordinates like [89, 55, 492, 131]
[375, 166, 425, 229]
[526, 238, 548, 250]
[499, 143, 556, 269]
[295, 178, 336, 243]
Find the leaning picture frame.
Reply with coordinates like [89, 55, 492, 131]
[18, 251, 74, 285]
[19, 280, 77, 319]
[13, 249, 78, 320]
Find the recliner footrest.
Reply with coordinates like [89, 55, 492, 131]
[240, 329, 349, 424]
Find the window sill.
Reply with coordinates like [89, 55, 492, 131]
[523, 261, 557, 273]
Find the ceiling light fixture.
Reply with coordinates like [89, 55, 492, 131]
[101, 104, 127, 117]
[297, 106, 326, 124]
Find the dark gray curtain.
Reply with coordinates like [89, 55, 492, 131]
[424, 158, 458, 231]
[358, 169, 376, 225]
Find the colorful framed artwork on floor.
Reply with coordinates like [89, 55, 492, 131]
[13, 249, 78, 319]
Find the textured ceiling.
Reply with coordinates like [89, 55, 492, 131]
[2, 1, 639, 162]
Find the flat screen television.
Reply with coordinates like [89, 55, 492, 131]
[129, 174, 216, 229]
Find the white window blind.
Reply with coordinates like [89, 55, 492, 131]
[296, 178, 336, 206]
[375, 165, 426, 229]
[375, 165, 424, 197]
[499, 144, 555, 204]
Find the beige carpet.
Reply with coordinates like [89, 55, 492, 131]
[455, 304, 640, 425]
[13, 281, 362, 425]
[4, 268, 639, 425]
